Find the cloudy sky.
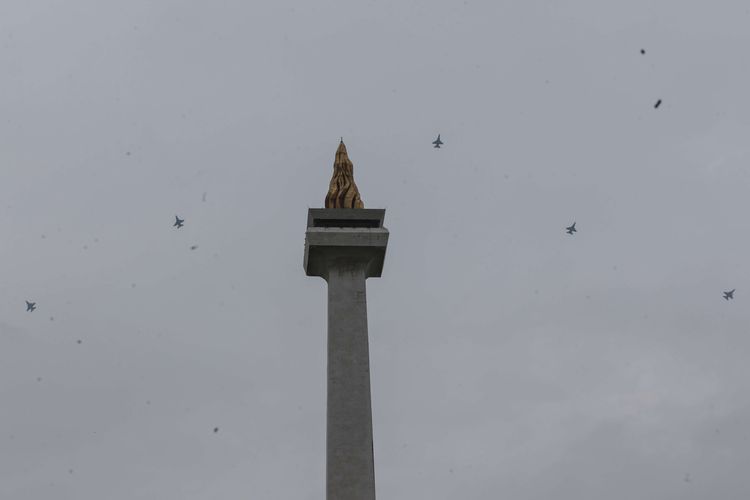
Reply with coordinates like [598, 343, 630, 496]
[2, 0, 750, 498]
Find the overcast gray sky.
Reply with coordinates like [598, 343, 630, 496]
[2, 0, 750, 498]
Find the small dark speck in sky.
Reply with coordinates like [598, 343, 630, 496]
[641, 48, 646, 54]
[77, 340, 82, 344]
[190, 245, 198, 250]
[213, 427, 219, 433]
[654, 99, 662, 108]
[36, 377, 42, 382]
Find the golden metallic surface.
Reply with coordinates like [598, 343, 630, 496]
[325, 140, 365, 209]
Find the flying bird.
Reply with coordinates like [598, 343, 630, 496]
[432, 134, 443, 148]
[640, 48, 646, 55]
[566, 222, 577, 235]
[26, 301, 36, 312]
[654, 99, 662, 109]
[174, 215, 184, 228]
[723, 289, 735, 300]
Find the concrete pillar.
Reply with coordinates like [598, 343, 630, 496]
[326, 258, 375, 499]
[304, 208, 388, 500]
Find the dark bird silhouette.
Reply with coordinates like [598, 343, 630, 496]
[566, 222, 577, 235]
[654, 99, 662, 109]
[640, 49, 646, 55]
[432, 134, 443, 148]
[723, 289, 735, 300]
[174, 215, 184, 228]
[25, 300, 36, 312]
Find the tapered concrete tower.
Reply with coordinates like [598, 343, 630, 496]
[304, 141, 388, 500]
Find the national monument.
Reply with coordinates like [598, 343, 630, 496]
[303, 140, 389, 499]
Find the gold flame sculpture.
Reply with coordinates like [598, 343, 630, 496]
[325, 140, 364, 209]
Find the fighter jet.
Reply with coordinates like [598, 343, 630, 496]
[174, 215, 184, 228]
[432, 134, 443, 148]
[26, 301, 36, 312]
[723, 289, 735, 300]
[566, 222, 577, 235]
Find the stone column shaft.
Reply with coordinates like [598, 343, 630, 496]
[326, 259, 376, 500]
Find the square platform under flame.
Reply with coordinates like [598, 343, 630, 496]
[304, 208, 389, 279]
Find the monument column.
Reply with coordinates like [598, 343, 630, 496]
[304, 141, 389, 500]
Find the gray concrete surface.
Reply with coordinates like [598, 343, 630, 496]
[304, 208, 389, 500]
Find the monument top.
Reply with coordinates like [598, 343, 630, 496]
[325, 140, 365, 209]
